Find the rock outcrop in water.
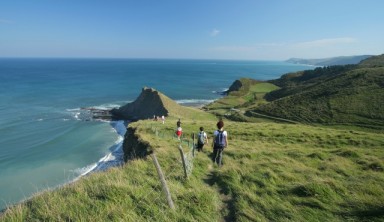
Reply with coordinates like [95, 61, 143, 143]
[111, 87, 184, 120]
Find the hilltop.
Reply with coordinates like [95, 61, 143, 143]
[111, 87, 210, 121]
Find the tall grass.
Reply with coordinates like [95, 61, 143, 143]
[2, 117, 383, 221]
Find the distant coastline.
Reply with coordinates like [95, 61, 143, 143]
[285, 55, 373, 66]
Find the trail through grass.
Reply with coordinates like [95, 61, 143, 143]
[1, 117, 383, 221]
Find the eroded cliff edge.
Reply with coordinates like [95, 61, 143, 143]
[122, 126, 152, 161]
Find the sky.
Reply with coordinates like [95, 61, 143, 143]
[1, 0, 384, 60]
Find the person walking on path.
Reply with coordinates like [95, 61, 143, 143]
[212, 120, 228, 167]
[176, 119, 182, 140]
[196, 127, 208, 152]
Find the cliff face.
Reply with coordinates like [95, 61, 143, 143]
[122, 126, 152, 161]
[111, 87, 176, 120]
[227, 80, 243, 94]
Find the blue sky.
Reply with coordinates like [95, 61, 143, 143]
[1, 0, 384, 60]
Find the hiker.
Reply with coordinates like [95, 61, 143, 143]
[212, 120, 228, 167]
[161, 115, 165, 124]
[176, 119, 182, 140]
[196, 127, 208, 152]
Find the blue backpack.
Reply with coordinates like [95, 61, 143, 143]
[215, 130, 225, 149]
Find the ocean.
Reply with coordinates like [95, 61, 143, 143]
[0, 58, 312, 210]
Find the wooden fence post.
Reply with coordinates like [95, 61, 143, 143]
[151, 154, 175, 209]
[192, 133, 195, 157]
[178, 145, 188, 179]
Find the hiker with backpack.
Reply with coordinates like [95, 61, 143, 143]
[196, 127, 208, 152]
[212, 120, 228, 167]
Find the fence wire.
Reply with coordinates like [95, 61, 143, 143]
[117, 123, 198, 221]
[150, 124, 196, 178]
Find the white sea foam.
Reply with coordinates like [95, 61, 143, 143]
[212, 88, 228, 95]
[91, 104, 119, 110]
[66, 101, 130, 122]
[66, 108, 81, 112]
[74, 112, 81, 120]
[72, 120, 126, 181]
[90, 101, 131, 110]
[66, 108, 92, 121]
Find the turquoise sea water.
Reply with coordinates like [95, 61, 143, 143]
[0, 58, 313, 210]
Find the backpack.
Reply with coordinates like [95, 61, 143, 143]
[198, 131, 206, 144]
[214, 130, 225, 149]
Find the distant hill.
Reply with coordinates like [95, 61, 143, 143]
[226, 78, 262, 96]
[252, 54, 384, 127]
[286, 55, 373, 66]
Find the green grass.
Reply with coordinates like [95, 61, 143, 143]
[2, 116, 384, 221]
[254, 55, 384, 126]
[255, 67, 384, 127]
[204, 79, 279, 121]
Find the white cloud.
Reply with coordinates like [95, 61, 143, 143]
[210, 29, 220, 37]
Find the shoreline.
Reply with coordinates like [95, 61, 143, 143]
[0, 120, 127, 212]
[76, 120, 127, 178]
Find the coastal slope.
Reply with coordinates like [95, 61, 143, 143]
[2, 110, 383, 221]
[252, 54, 384, 126]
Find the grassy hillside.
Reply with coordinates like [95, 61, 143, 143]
[359, 54, 384, 68]
[204, 78, 279, 121]
[250, 55, 384, 127]
[255, 67, 384, 126]
[2, 116, 384, 221]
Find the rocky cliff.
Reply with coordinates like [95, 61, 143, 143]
[122, 126, 152, 161]
[111, 87, 181, 120]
